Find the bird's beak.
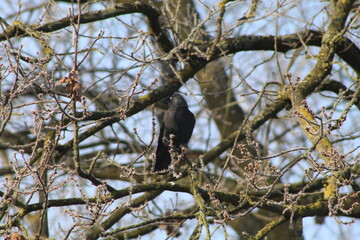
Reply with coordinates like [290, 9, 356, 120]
[156, 96, 170, 110]
[159, 97, 170, 105]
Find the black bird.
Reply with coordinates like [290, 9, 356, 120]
[154, 94, 195, 171]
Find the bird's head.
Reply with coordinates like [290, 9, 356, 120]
[162, 93, 189, 108]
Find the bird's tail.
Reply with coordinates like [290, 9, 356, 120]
[154, 144, 171, 171]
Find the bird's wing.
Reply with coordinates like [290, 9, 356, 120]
[174, 108, 195, 145]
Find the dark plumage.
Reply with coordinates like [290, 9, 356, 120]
[154, 94, 195, 171]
